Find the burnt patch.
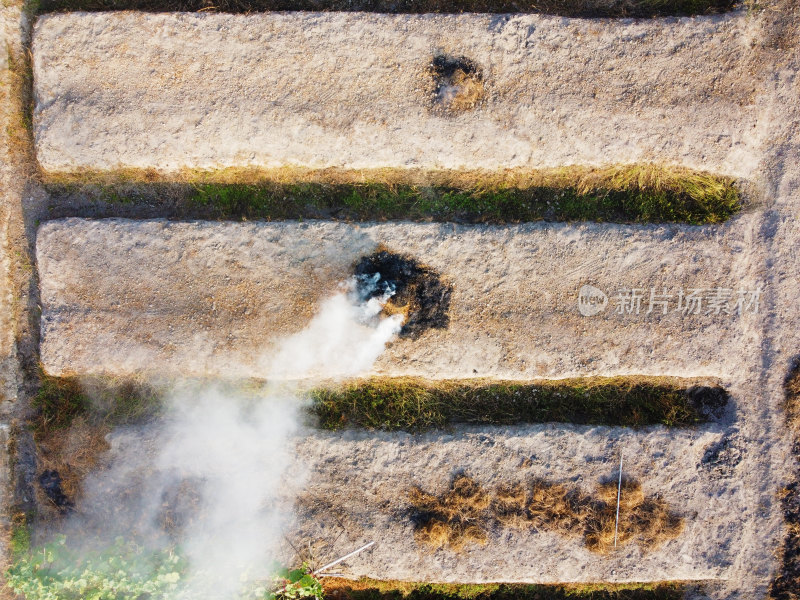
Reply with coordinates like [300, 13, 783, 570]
[686, 385, 729, 420]
[38, 470, 74, 514]
[354, 249, 452, 338]
[700, 434, 742, 479]
[428, 55, 485, 113]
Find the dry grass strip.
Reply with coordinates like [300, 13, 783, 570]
[769, 359, 800, 600]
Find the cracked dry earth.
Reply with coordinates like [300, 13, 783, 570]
[0, 1, 798, 599]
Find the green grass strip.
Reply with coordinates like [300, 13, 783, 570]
[185, 165, 742, 224]
[35, 0, 736, 18]
[32, 374, 723, 435]
[310, 376, 718, 431]
[33, 374, 162, 433]
[45, 165, 742, 225]
[186, 182, 738, 225]
[322, 578, 688, 600]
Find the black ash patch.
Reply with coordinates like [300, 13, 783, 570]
[700, 435, 742, 478]
[354, 249, 452, 338]
[429, 54, 485, 113]
[38, 470, 74, 513]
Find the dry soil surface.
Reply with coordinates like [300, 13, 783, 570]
[33, 10, 770, 177]
[101, 416, 757, 586]
[21, 2, 800, 598]
[0, 3, 19, 408]
[38, 217, 765, 382]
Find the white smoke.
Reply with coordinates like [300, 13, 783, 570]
[265, 276, 403, 379]
[155, 388, 301, 599]
[68, 274, 402, 598]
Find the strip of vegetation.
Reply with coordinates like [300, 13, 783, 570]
[769, 358, 800, 600]
[36, 0, 737, 18]
[34, 373, 162, 433]
[311, 376, 728, 431]
[322, 578, 688, 600]
[34, 374, 728, 436]
[44, 165, 742, 225]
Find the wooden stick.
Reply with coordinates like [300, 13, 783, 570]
[614, 452, 623, 548]
[314, 542, 376, 575]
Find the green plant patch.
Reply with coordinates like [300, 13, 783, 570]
[6, 536, 325, 600]
[6, 536, 187, 600]
[10, 516, 32, 561]
[310, 376, 725, 431]
[322, 578, 687, 600]
[36, 0, 736, 18]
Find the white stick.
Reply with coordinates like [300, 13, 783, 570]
[314, 542, 376, 574]
[614, 452, 623, 549]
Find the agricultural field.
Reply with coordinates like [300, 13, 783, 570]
[0, 0, 798, 599]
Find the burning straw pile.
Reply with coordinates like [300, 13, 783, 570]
[353, 248, 451, 338]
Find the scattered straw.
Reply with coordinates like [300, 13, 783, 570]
[409, 474, 684, 554]
[410, 475, 490, 550]
[585, 480, 684, 554]
[34, 417, 110, 506]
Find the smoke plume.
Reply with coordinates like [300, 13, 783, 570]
[62, 275, 402, 598]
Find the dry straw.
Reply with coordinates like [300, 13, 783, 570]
[409, 473, 684, 554]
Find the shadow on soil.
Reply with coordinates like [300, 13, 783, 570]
[37, 0, 737, 18]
